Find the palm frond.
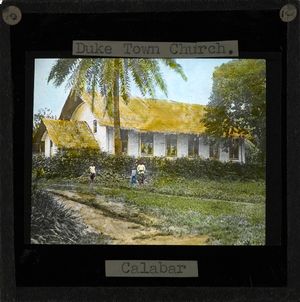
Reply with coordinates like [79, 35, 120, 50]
[67, 59, 95, 95]
[128, 59, 148, 96]
[119, 59, 131, 104]
[161, 58, 188, 81]
[47, 59, 80, 86]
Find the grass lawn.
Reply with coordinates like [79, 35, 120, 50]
[39, 173, 265, 245]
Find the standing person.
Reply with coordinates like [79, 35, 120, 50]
[89, 163, 96, 184]
[130, 165, 137, 186]
[137, 160, 146, 185]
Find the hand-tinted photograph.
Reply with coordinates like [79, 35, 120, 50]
[31, 58, 266, 245]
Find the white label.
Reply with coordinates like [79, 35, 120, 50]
[105, 260, 198, 277]
[72, 40, 238, 58]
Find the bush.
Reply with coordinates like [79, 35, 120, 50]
[31, 188, 108, 244]
[151, 157, 264, 180]
[32, 150, 265, 181]
[245, 140, 265, 165]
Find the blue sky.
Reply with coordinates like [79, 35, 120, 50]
[34, 58, 232, 117]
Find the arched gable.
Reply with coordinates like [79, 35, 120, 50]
[59, 91, 85, 120]
[71, 102, 96, 132]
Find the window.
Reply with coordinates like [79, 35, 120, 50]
[141, 133, 153, 156]
[166, 134, 177, 157]
[93, 120, 97, 133]
[188, 135, 199, 157]
[209, 143, 219, 160]
[120, 129, 128, 154]
[50, 140, 53, 148]
[229, 139, 239, 160]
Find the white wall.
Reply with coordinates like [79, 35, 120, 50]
[96, 125, 108, 151]
[107, 127, 114, 154]
[44, 134, 51, 157]
[222, 140, 246, 163]
[52, 144, 58, 157]
[220, 146, 229, 162]
[153, 133, 166, 156]
[71, 103, 104, 150]
[72, 103, 94, 130]
[240, 140, 246, 163]
[128, 130, 140, 157]
[177, 134, 188, 157]
[43, 134, 58, 157]
[199, 140, 245, 163]
[199, 138, 210, 159]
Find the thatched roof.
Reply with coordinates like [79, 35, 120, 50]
[42, 119, 99, 149]
[80, 92, 206, 135]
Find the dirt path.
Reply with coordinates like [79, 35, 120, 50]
[47, 189, 210, 245]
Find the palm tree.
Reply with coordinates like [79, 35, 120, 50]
[48, 58, 187, 154]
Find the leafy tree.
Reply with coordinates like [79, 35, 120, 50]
[48, 58, 187, 154]
[33, 107, 56, 137]
[202, 59, 266, 163]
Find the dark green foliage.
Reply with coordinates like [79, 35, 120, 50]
[31, 188, 109, 244]
[160, 157, 264, 180]
[32, 107, 56, 138]
[202, 59, 266, 163]
[245, 140, 263, 164]
[33, 150, 264, 181]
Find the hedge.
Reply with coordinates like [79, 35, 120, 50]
[32, 150, 265, 181]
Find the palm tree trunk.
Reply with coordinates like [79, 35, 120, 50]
[113, 59, 122, 155]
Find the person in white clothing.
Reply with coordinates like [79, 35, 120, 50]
[137, 161, 146, 185]
[89, 164, 96, 183]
